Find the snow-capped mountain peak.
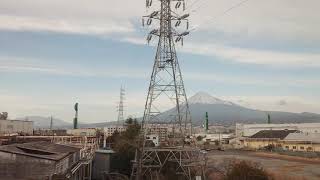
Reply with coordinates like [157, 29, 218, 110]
[188, 92, 235, 106]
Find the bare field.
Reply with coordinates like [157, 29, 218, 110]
[205, 150, 320, 180]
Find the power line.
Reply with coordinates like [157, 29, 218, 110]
[191, 0, 250, 32]
[185, 0, 206, 11]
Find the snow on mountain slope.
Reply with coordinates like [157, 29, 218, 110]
[188, 92, 236, 106]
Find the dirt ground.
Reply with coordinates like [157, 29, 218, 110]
[205, 150, 320, 180]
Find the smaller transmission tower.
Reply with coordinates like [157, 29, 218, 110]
[50, 116, 53, 130]
[116, 86, 125, 130]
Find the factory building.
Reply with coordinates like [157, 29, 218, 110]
[244, 130, 297, 149]
[244, 130, 320, 152]
[236, 123, 320, 137]
[0, 141, 93, 179]
[0, 119, 33, 135]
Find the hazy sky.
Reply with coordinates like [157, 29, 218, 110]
[0, 0, 319, 123]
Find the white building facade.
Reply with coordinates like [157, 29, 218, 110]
[104, 125, 126, 137]
[236, 123, 320, 137]
[0, 119, 33, 135]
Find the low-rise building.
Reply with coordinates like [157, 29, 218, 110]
[147, 126, 168, 142]
[104, 125, 126, 137]
[0, 119, 33, 135]
[244, 130, 297, 149]
[282, 132, 320, 152]
[67, 128, 97, 137]
[0, 141, 92, 180]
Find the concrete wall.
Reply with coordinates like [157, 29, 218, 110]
[0, 151, 55, 179]
[0, 120, 33, 135]
[244, 139, 320, 152]
[67, 128, 97, 136]
[244, 139, 281, 149]
[282, 142, 320, 152]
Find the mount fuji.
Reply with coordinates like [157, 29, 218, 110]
[162, 92, 320, 125]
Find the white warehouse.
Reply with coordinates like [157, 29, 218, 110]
[236, 123, 320, 137]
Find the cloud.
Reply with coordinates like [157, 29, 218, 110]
[180, 42, 320, 68]
[221, 95, 320, 114]
[0, 15, 134, 35]
[189, 0, 320, 42]
[277, 100, 287, 106]
[0, 56, 146, 79]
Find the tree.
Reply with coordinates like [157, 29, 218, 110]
[110, 118, 141, 176]
[196, 135, 203, 141]
[225, 161, 272, 180]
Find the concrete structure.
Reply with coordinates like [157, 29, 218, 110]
[92, 149, 114, 180]
[236, 123, 320, 137]
[0, 119, 33, 135]
[103, 125, 126, 137]
[0, 141, 93, 180]
[67, 128, 97, 137]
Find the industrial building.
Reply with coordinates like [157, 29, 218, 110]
[244, 130, 320, 152]
[0, 141, 93, 180]
[0, 119, 33, 135]
[236, 123, 320, 137]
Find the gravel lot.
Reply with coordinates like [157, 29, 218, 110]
[205, 150, 320, 180]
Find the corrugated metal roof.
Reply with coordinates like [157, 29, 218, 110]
[0, 141, 80, 161]
[284, 133, 320, 143]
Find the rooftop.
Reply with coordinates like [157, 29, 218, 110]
[284, 132, 320, 143]
[250, 130, 297, 139]
[0, 141, 80, 161]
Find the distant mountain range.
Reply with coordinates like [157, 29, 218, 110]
[18, 92, 320, 129]
[186, 92, 320, 125]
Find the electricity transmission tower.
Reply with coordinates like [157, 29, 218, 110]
[142, 0, 192, 141]
[116, 86, 125, 130]
[130, 1, 205, 180]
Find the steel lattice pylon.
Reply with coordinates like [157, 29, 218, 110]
[130, 1, 204, 180]
[142, 0, 192, 141]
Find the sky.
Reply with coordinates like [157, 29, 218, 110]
[0, 0, 319, 123]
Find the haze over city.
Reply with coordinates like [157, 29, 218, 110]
[1, 0, 319, 123]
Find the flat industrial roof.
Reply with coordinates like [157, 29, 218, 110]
[0, 141, 80, 161]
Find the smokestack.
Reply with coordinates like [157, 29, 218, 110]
[205, 112, 209, 133]
[74, 103, 79, 129]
